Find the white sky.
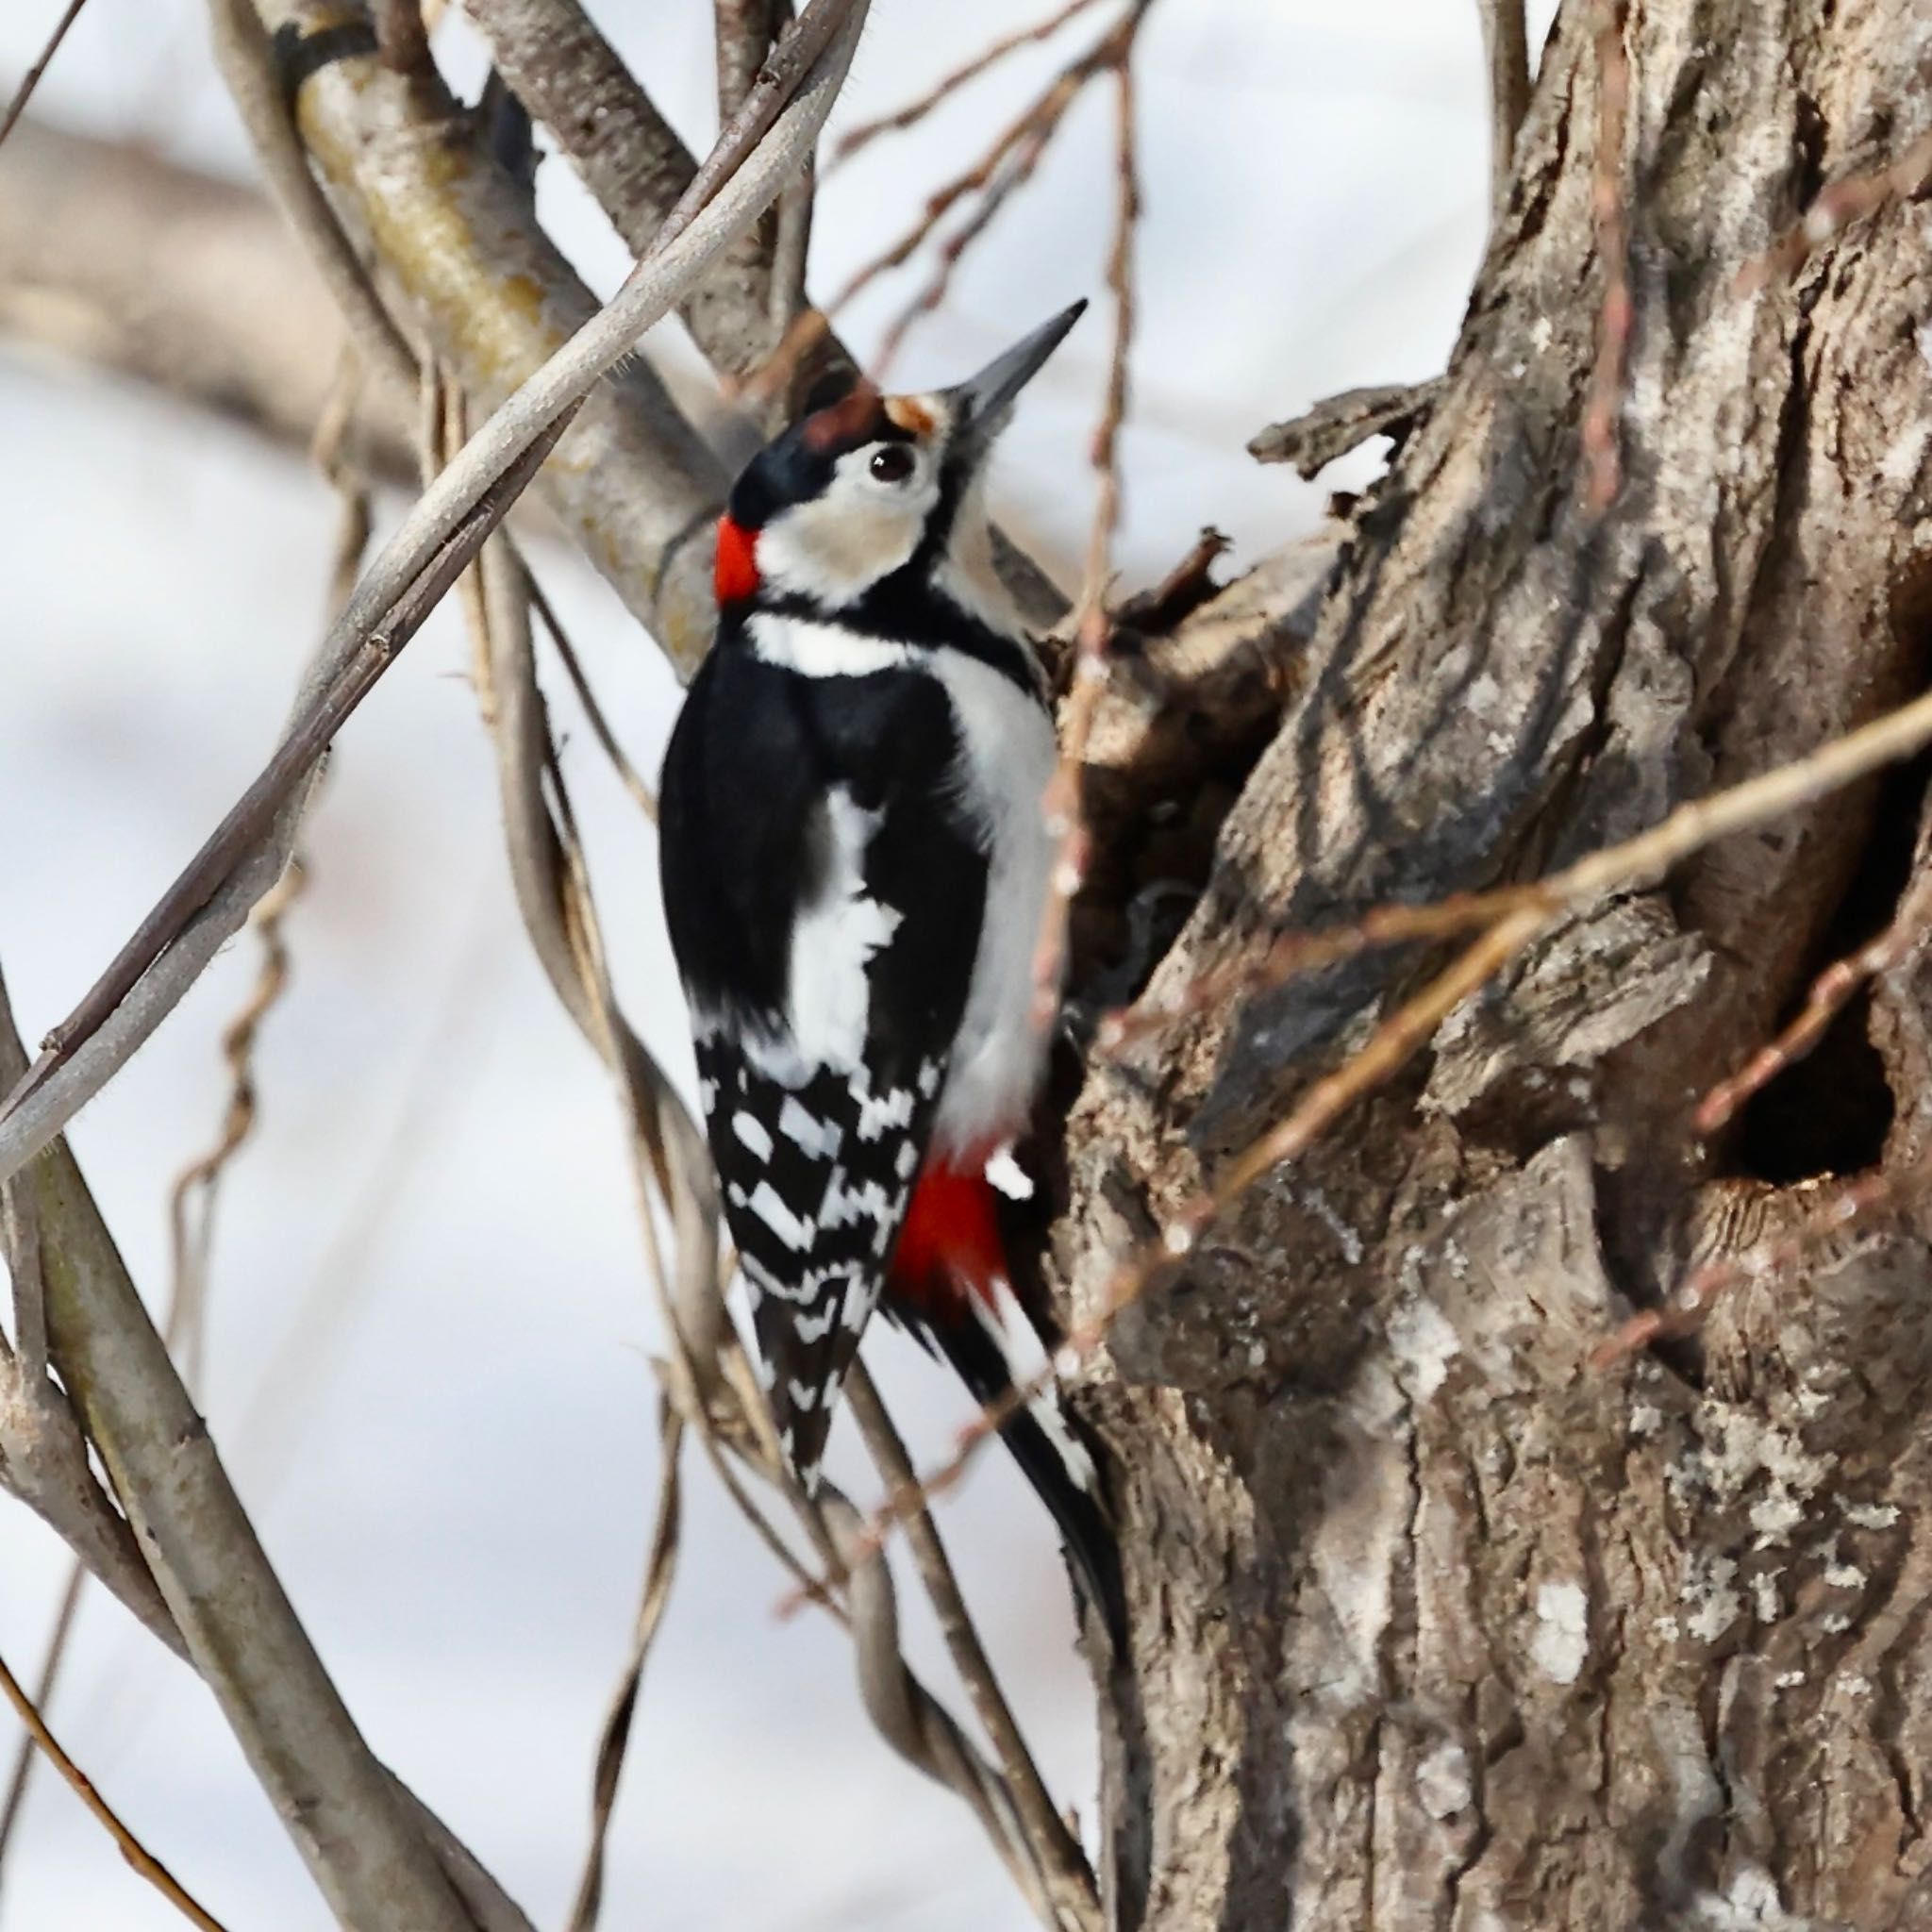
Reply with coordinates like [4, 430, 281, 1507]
[0, 3, 1557, 1926]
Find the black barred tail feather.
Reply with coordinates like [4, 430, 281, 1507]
[886, 1155, 1126, 1652]
[894, 1284, 1127, 1657]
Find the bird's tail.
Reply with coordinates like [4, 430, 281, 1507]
[888, 1154, 1127, 1655]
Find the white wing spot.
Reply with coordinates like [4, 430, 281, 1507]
[822, 1173, 895, 1232]
[732, 1110, 774, 1160]
[748, 1181, 814, 1253]
[778, 1095, 841, 1158]
[787, 1377, 821, 1411]
[792, 1303, 839, 1344]
[856, 1085, 914, 1141]
[894, 1141, 920, 1180]
[917, 1058, 943, 1098]
[985, 1146, 1033, 1200]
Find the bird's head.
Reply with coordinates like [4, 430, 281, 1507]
[714, 300, 1085, 615]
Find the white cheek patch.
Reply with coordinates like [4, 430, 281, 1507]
[755, 446, 940, 606]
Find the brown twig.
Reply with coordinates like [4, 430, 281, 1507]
[1695, 869, 1932, 1137]
[805, 904, 1554, 1605]
[1108, 680, 1932, 1057]
[1581, 0, 1631, 513]
[0, 1641, 229, 1932]
[1031, 43, 1140, 1031]
[167, 860, 305, 1387]
[870, 106, 1063, 380]
[0, 1562, 85, 1872]
[0, 0, 91, 154]
[1591, 1160, 1909, 1367]
[828, 5, 1145, 323]
[831, 0, 1108, 164]
[0, 402, 575, 1131]
[1737, 126, 1932, 294]
[526, 577, 658, 823]
[2, 861, 308, 1858]
[845, 1367, 1096, 1923]
[565, 1402, 684, 1932]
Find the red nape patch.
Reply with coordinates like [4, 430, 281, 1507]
[714, 514, 759, 605]
[889, 1152, 1007, 1314]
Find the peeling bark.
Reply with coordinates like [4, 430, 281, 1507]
[1053, 7, 1932, 1925]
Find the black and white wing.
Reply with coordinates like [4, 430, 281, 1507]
[658, 641, 986, 1484]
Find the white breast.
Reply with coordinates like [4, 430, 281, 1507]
[928, 650, 1058, 1157]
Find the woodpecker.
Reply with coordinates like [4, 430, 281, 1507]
[658, 302, 1123, 1641]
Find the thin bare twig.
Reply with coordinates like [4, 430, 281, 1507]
[845, 1368, 1096, 1924]
[870, 109, 1060, 380]
[1030, 42, 1140, 1031]
[831, 0, 1108, 163]
[0, 972, 533, 1932]
[817, 1491, 1057, 1921]
[526, 578, 658, 822]
[0, 1642, 228, 1932]
[0, 858, 305, 1861]
[1591, 1158, 1914, 1367]
[168, 861, 304, 1388]
[1695, 868, 1932, 1137]
[565, 1402, 684, 1932]
[1110, 679, 1932, 1057]
[0, 0, 91, 154]
[0, 404, 573, 1149]
[0, 974, 184, 1664]
[807, 908, 1553, 1598]
[0, 1558, 83, 1874]
[1581, 0, 1631, 513]
[208, 0, 419, 400]
[827, 5, 1143, 320]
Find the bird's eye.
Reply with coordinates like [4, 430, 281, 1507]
[869, 444, 915, 484]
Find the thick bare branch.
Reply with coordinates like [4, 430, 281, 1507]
[460, 0, 834, 391]
[1476, 0, 1531, 221]
[0, 982, 513, 1930]
[0, 118, 415, 478]
[251, 0, 728, 655]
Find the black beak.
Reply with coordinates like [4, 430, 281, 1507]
[943, 300, 1087, 443]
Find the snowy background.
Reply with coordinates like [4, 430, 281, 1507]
[0, 3, 1554, 1926]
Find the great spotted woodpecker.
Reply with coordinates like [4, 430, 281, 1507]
[658, 302, 1123, 1640]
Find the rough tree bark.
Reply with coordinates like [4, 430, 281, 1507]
[9, 2, 1932, 1927]
[1057, 6, 1932, 1927]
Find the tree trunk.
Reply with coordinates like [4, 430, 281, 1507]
[1063, 5, 1932, 1925]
